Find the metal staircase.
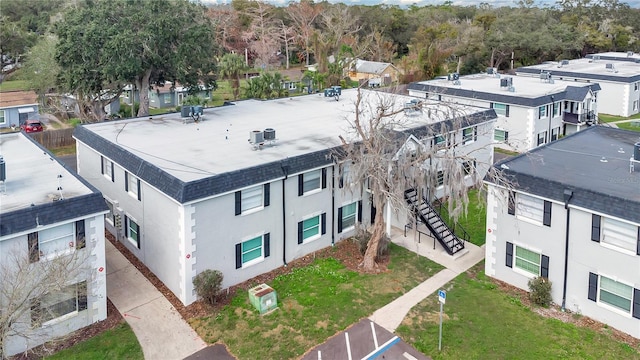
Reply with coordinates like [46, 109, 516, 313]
[404, 189, 465, 255]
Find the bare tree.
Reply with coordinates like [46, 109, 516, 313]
[0, 245, 89, 358]
[339, 88, 501, 270]
[285, 1, 322, 66]
[242, 1, 280, 70]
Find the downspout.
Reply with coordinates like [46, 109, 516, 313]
[281, 163, 289, 266]
[548, 96, 554, 143]
[561, 189, 573, 311]
[331, 163, 336, 246]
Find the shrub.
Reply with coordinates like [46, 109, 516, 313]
[528, 276, 552, 307]
[353, 230, 390, 258]
[68, 118, 82, 127]
[193, 269, 223, 305]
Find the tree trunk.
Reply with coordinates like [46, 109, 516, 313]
[363, 199, 386, 270]
[137, 69, 152, 117]
[456, 56, 463, 74]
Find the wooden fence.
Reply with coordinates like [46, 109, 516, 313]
[28, 128, 75, 148]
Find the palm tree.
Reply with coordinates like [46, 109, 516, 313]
[218, 53, 247, 100]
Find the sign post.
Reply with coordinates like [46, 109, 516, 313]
[438, 290, 446, 351]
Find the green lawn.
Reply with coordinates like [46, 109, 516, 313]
[598, 113, 640, 123]
[437, 189, 487, 246]
[397, 262, 640, 359]
[190, 243, 444, 360]
[0, 79, 29, 92]
[47, 322, 143, 360]
[616, 121, 640, 132]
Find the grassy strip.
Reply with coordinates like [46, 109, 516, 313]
[616, 121, 640, 132]
[190, 243, 444, 359]
[397, 263, 640, 359]
[598, 113, 640, 123]
[47, 322, 143, 360]
[437, 189, 487, 246]
[0, 79, 29, 92]
[494, 147, 520, 156]
[50, 144, 77, 157]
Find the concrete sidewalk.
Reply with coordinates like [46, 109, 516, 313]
[106, 240, 206, 359]
[369, 228, 485, 332]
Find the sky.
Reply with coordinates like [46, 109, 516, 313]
[202, 0, 640, 8]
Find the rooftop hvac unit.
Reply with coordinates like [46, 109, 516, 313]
[593, 55, 600, 61]
[249, 130, 264, 144]
[248, 284, 278, 315]
[605, 63, 614, 69]
[447, 72, 459, 81]
[486, 67, 494, 75]
[635, 142, 640, 161]
[331, 85, 342, 95]
[561, 60, 570, 66]
[263, 128, 276, 140]
[191, 105, 203, 116]
[500, 77, 513, 88]
[540, 71, 552, 81]
[628, 51, 635, 57]
[181, 106, 192, 117]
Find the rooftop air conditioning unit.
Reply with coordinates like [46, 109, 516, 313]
[561, 60, 570, 66]
[628, 51, 634, 57]
[248, 284, 278, 315]
[249, 130, 264, 144]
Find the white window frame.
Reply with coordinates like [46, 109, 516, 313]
[126, 216, 140, 248]
[127, 172, 140, 199]
[302, 214, 321, 243]
[634, 82, 639, 91]
[515, 193, 544, 224]
[241, 185, 263, 214]
[302, 169, 322, 195]
[551, 127, 560, 141]
[493, 103, 509, 117]
[39, 223, 75, 261]
[102, 158, 113, 181]
[0, 109, 5, 125]
[600, 217, 638, 253]
[462, 161, 474, 177]
[241, 234, 264, 268]
[341, 202, 358, 231]
[538, 105, 547, 119]
[553, 102, 560, 117]
[105, 201, 115, 225]
[33, 281, 87, 326]
[514, 245, 541, 277]
[537, 131, 547, 146]
[494, 129, 508, 142]
[633, 100, 638, 111]
[462, 126, 476, 145]
[340, 162, 353, 187]
[597, 275, 633, 315]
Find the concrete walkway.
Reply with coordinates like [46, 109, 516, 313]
[106, 240, 206, 359]
[369, 228, 485, 332]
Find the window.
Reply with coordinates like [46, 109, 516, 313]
[235, 184, 269, 215]
[101, 157, 114, 182]
[601, 217, 638, 253]
[635, 82, 639, 91]
[462, 127, 477, 144]
[538, 105, 547, 119]
[506, 242, 549, 278]
[494, 129, 508, 142]
[338, 202, 360, 233]
[0, 110, 5, 125]
[31, 282, 87, 326]
[492, 103, 509, 117]
[126, 217, 140, 249]
[339, 162, 352, 188]
[434, 134, 447, 148]
[462, 161, 474, 176]
[537, 131, 547, 146]
[298, 169, 326, 196]
[634, 100, 638, 111]
[553, 102, 560, 117]
[29, 223, 76, 262]
[437, 170, 444, 186]
[235, 233, 270, 268]
[125, 172, 141, 200]
[105, 200, 115, 225]
[515, 193, 544, 223]
[75, 220, 86, 250]
[298, 214, 326, 243]
[551, 127, 560, 141]
[163, 95, 172, 105]
[589, 273, 634, 314]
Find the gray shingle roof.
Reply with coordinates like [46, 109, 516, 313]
[517, 66, 640, 83]
[356, 60, 394, 75]
[407, 82, 601, 108]
[488, 126, 640, 224]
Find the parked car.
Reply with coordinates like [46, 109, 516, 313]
[20, 120, 43, 133]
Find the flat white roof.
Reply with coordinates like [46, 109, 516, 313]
[413, 73, 594, 98]
[81, 89, 491, 183]
[519, 58, 640, 79]
[0, 132, 94, 213]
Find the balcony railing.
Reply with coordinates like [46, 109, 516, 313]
[563, 110, 596, 124]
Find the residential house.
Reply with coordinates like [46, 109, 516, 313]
[484, 126, 640, 338]
[0, 132, 108, 356]
[121, 82, 212, 109]
[517, 57, 640, 117]
[408, 72, 600, 152]
[74, 89, 496, 306]
[0, 91, 39, 129]
[349, 59, 402, 86]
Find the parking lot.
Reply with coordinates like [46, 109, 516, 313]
[301, 319, 430, 360]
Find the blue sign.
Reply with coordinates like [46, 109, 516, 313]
[438, 290, 446, 304]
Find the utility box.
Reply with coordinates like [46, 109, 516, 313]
[181, 105, 192, 117]
[248, 284, 278, 315]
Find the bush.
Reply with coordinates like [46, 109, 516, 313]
[68, 118, 82, 127]
[353, 230, 390, 258]
[528, 276, 552, 307]
[193, 269, 223, 305]
[118, 102, 140, 118]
